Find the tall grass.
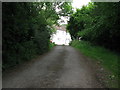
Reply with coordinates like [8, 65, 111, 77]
[70, 40, 119, 88]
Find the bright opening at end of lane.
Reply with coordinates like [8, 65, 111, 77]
[51, 0, 91, 45]
[51, 30, 72, 45]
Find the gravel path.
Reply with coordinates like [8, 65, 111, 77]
[3, 46, 103, 88]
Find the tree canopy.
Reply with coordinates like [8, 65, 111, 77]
[67, 2, 120, 52]
[2, 2, 73, 69]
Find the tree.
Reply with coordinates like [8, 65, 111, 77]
[2, 2, 72, 70]
[67, 2, 120, 52]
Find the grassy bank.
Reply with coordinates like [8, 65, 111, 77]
[70, 40, 119, 88]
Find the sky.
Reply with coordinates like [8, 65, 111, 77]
[72, 0, 91, 10]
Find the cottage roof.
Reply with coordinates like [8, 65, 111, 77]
[55, 25, 66, 31]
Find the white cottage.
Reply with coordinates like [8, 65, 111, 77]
[51, 26, 72, 45]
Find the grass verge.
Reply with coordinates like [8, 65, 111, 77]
[70, 40, 119, 88]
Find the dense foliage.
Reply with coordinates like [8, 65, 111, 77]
[67, 2, 120, 52]
[2, 2, 72, 69]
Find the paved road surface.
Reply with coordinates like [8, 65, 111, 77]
[3, 46, 103, 88]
